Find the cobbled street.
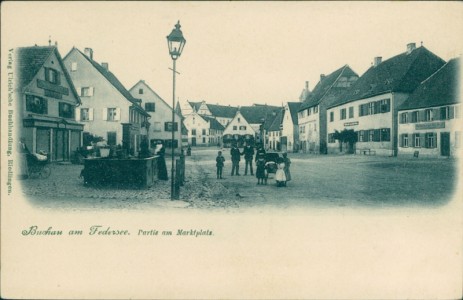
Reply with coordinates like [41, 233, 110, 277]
[20, 148, 458, 211]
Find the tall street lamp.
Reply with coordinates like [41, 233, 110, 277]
[167, 21, 186, 200]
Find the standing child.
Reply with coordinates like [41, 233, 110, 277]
[282, 152, 291, 185]
[256, 156, 267, 185]
[216, 151, 225, 179]
[275, 157, 287, 187]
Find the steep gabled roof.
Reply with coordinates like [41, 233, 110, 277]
[16, 46, 81, 103]
[206, 104, 238, 118]
[71, 48, 148, 116]
[188, 101, 203, 112]
[239, 104, 281, 124]
[129, 80, 177, 116]
[201, 115, 225, 131]
[299, 65, 357, 111]
[399, 57, 460, 110]
[330, 46, 445, 108]
[286, 102, 301, 125]
[268, 108, 284, 131]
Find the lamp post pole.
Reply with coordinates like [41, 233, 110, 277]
[171, 59, 176, 200]
[167, 21, 186, 201]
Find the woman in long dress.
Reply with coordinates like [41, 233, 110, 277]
[155, 141, 168, 180]
[274, 157, 286, 187]
[283, 152, 291, 183]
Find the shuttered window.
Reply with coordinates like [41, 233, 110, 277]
[380, 128, 391, 141]
[440, 107, 449, 120]
[349, 107, 354, 118]
[45, 68, 60, 84]
[400, 134, 409, 147]
[411, 110, 419, 123]
[340, 108, 347, 120]
[413, 133, 421, 147]
[400, 112, 408, 124]
[373, 129, 381, 142]
[358, 130, 365, 142]
[425, 132, 437, 148]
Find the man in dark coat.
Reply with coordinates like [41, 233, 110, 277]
[243, 143, 255, 175]
[230, 143, 242, 176]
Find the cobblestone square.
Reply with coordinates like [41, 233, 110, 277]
[20, 148, 458, 211]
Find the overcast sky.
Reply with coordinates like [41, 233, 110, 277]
[3, 2, 463, 108]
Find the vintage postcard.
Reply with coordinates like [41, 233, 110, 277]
[1, 1, 462, 299]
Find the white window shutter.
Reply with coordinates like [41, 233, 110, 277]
[115, 107, 121, 121]
[89, 87, 94, 96]
[75, 86, 81, 96]
[75, 108, 81, 121]
[102, 108, 108, 121]
[89, 108, 94, 121]
[71, 62, 77, 71]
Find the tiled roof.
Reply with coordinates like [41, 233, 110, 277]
[239, 104, 281, 124]
[286, 102, 301, 125]
[262, 110, 279, 130]
[74, 48, 149, 117]
[329, 46, 445, 108]
[206, 104, 238, 118]
[399, 57, 460, 110]
[181, 122, 188, 135]
[268, 108, 284, 131]
[299, 65, 357, 111]
[175, 101, 183, 118]
[188, 101, 203, 112]
[201, 115, 225, 131]
[16, 46, 81, 103]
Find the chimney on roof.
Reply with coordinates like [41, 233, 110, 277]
[305, 81, 309, 90]
[101, 62, 109, 71]
[373, 56, 382, 67]
[320, 74, 325, 81]
[54, 41, 58, 47]
[406, 43, 416, 54]
[84, 48, 93, 60]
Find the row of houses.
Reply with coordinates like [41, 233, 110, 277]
[181, 43, 460, 158]
[15, 45, 187, 161]
[322, 44, 460, 158]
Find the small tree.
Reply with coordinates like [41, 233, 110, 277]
[333, 129, 357, 153]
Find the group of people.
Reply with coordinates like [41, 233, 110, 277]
[215, 143, 291, 187]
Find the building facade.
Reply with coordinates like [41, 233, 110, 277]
[63, 48, 149, 155]
[223, 105, 280, 147]
[398, 58, 461, 157]
[15, 46, 84, 161]
[129, 80, 182, 149]
[183, 112, 224, 146]
[298, 65, 358, 154]
[326, 43, 445, 156]
[267, 109, 284, 151]
[281, 102, 300, 152]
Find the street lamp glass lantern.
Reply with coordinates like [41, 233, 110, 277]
[167, 21, 186, 60]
